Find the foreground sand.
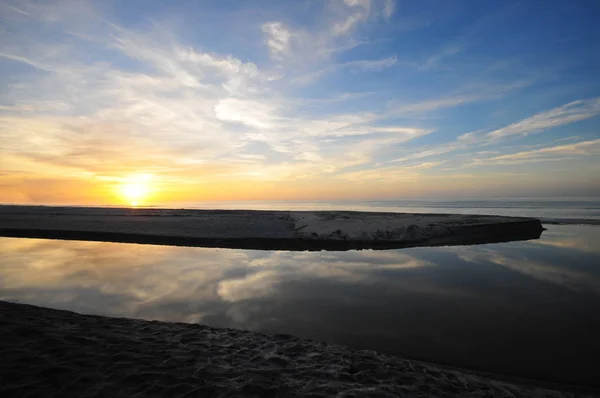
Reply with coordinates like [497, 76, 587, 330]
[0, 301, 594, 397]
[0, 205, 544, 250]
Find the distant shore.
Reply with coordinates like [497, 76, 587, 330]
[1, 300, 596, 397]
[0, 205, 544, 250]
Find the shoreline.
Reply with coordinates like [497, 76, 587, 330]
[0, 205, 545, 250]
[1, 300, 596, 397]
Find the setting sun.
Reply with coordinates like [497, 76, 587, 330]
[118, 174, 153, 206]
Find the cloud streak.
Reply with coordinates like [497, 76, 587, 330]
[392, 98, 600, 170]
[487, 98, 600, 139]
[469, 139, 600, 166]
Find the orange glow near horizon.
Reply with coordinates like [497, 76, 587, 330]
[0, 167, 597, 207]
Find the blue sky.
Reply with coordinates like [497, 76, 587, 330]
[0, 0, 599, 203]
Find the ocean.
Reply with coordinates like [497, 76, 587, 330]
[166, 198, 600, 223]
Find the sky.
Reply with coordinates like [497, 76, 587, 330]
[0, 0, 599, 206]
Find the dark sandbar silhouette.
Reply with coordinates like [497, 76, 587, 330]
[0, 205, 544, 250]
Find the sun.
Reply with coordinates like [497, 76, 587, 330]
[118, 174, 152, 207]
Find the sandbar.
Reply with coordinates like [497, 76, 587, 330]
[0, 205, 545, 250]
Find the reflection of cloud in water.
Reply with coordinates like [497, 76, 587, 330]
[8, 233, 597, 329]
[218, 250, 433, 302]
[218, 270, 280, 302]
[0, 238, 432, 324]
[0, 238, 253, 320]
[488, 253, 600, 294]
[445, 245, 600, 294]
[529, 225, 600, 253]
[248, 250, 431, 278]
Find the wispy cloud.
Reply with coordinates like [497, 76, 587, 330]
[393, 94, 486, 114]
[345, 56, 397, 71]
[261, 22, 294, 59]
[487, 98, 600, 139]
[469, 139, 600, 166]
[293, 56, 397, 85]
[391, 80, 534, 115]
[0, 52, 55, 72]
[391, 146, 461, 163]
[260, 0, 395, 73]
[332, 0, 372, 36]
[419, 42, 466, 70]
[393, 98, 600, 167]
[493, 139, 600, 159]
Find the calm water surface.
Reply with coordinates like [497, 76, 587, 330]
[1, 224, 600, 386]
[174, 198, 600, 221]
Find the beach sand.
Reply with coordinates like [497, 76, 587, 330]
[0, 301, 594, 397]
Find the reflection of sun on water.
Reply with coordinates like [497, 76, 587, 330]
[118, 174, 152, 207]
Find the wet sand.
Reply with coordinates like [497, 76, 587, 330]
[0, 301, 594, 397]
[0, 205, 544, 250]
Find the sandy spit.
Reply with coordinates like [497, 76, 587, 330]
[0, 301, 594, 398]
[0, 206, 544, 251]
